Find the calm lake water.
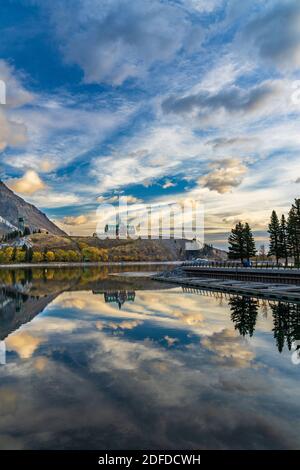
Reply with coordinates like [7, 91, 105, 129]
[0, 265, 299, 450]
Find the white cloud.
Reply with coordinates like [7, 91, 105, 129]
[62, 214, 88, 226]
[91, 125, 205, 192]
[0, 60, 32, 152]
[162, 79, 295, 125]
[7, 170, 46, 195]
[40, 0, 203, 85]
[162, 179, 176, 189]
[24, 191, 81, 209]
[241, 0, 300, 72]
[0, 112, 27, 151]
[199, 158, 247, 194]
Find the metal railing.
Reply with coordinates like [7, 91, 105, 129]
[182, 260, 300, 270]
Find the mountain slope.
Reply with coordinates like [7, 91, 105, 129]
[0, 181, 66, 236]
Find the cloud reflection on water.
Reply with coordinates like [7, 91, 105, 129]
[0, 281, 300, 450]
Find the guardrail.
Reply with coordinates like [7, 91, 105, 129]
[182, 260, 299, 270]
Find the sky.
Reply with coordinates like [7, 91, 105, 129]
[0, 0, 300, 248]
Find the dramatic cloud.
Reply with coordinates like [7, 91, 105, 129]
[2, 1, 300, 246]
[199, 158, 247, 194]
[46, 0, 201, 85]
[91, 126, 205, 192]
[162, 80, 283, 119]
[242, 0, 300, 71]
[7, 170, 46, 195]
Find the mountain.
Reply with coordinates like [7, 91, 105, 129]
[0, 181, 66, 236]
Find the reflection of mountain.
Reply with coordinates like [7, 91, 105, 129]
[0, 266, 170, 341]
[228, 296, 259, 337]
[0, 287, 58, 341]
[103, 290, 135, 310]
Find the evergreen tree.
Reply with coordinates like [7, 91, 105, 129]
[279, 214, 288, 266]
[23, 226, 31, 236]
[287, 198, 300, 267]
[244, 222, 256, 261]
[25, 246, 33, 263]
[228, 222, 246, 263]
[268, 210, 281, 264]
[228, 222, 256, 263]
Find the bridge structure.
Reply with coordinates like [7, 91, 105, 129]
[182, 265, 300, 284]
[153, 273, 300, 303]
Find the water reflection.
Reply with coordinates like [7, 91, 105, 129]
[271, 302, 300, 354]
[229, 296, 259, 338]
[102, 290, 135, 309]
[0, 266, 300, 450]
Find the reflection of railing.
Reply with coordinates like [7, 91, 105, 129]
[182, 286, 278, 305]
[103, 290, 135, 309]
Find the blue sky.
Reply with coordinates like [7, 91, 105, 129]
[0, 0, 300, 248]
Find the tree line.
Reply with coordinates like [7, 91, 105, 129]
[0, 245, 109, 264]
[228, 198, 300, 266]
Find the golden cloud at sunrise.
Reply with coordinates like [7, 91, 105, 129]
[7, 170, 46, 195]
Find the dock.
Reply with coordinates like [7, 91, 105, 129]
[181, 266, 300, 284]
[153, 276, 300, 303]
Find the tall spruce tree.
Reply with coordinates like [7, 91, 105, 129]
[287, 198, 300, 267]
[279, 214, 288, 266]
[228, 222, 246, 263]
[244, 222, 256, 261]
[228, 222, 256, 263]
[268, 210, 281, 264]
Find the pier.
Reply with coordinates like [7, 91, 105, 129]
[181, 265, 300, 284]
[153, 275, 300, 303]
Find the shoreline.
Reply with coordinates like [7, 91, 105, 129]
[0, 260, 182, 269]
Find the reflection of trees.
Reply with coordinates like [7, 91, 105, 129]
[271, 302, 300, 353]
[229, 296, 259, 337]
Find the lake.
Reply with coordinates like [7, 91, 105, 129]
[0, 265, 299, 450]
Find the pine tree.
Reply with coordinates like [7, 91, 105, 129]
[268, 210, 281, 264]
[279, 214, 288, 266]
[228, 222, 246, 263]
[244, 222, 256, 261]
[287, 198, 300, 267]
